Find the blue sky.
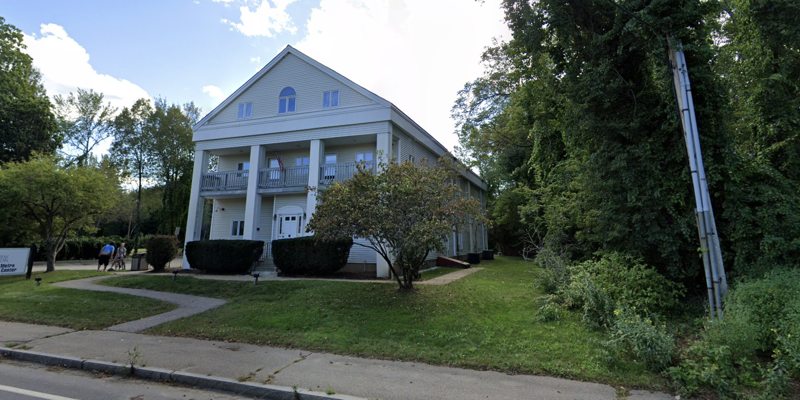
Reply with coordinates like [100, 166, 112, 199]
[2, 0, 509, 152]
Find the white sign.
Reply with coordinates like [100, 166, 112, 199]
[0, 248, 31, 276]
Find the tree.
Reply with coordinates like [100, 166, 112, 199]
[307, 157, 483, 291]
[147, 98, 196, 237]
[111, 98, 153, 253]
[0, 154, 117, 271]
[54, 88, 117, 166]
[0, 17, 60, 164]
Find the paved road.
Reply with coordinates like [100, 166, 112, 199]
[0, 360, 261, 400]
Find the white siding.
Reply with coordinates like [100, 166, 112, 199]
[324, 143, 377, 164]
[209, 54, 374, 125]
[348, 239, 376, 265]
[197, 122, 389, 151]
[218, 154, 251, 172]
[258, 196, 275, 243]
[209, 198, 247, 240]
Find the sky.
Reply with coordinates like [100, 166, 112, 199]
[2, 0, 510, 154]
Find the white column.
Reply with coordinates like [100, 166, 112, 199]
[375, 131, 393, 278]
[182, 149, 209, 269]
[244, 145, 263, 240]
[305, 139, 324, 234]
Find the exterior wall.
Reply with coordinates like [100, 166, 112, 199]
[218, 154, 251, 172]
[208, 53, 374, 126]
[196, 122, 389, 151]
[394, 129, 438, 164]
[210, 198, 247, 240]
[323, 143, 376, 164]
[258, 196, 275, 243]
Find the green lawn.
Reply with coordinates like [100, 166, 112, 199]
[418, 266, 464, 281]
[103, 256, 664, 388]
[0, 271, 177, 330]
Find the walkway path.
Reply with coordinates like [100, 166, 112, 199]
[51, 275, 226, 333]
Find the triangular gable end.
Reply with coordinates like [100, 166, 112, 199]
[195, 46, 392, 129]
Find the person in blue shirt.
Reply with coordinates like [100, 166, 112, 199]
[97, 242, 115, 272]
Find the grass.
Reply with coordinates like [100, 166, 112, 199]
[103, 256, 665, 388]
[418, 266, 463, 281]
[0, 270, 177, 330]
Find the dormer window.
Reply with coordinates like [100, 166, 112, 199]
[279, 87, 296, 114]
[323, 90, 339, 108]
[237, 102, 252, 119]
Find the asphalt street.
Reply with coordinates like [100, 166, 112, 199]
[0, 360, 261, 400]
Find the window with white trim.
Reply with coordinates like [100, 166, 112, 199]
[355, 152, 373, 163]
[237, 162, 249, 170]
[408, 155, 415, 163]
[268, 158, 281, 180]
[231, 220, 245, 237]
[237, 103, 252, 119]
[296, 157, 309, 166]
[278, 87, 296, 114]
[323, 90, 339, 108]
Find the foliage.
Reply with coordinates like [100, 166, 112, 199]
[54, 88, 117, 167]
[669, 269, 800, 397]
[145, 235, 179, 270]
[0, 17, 60, 165]
[604, 307, 675, 373]
[534, 243, 571, 295]
[271, 236, 352, 276]
[574, 253, 685, 315]
[111, 98, 154, 253]
[307, 157, 483, 291]
[0, 271, 176, 330]
[185, 240, 264, 275]
[146, 98, 196, 237]
[0, 155, 117, 271]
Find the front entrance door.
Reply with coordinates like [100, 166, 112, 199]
[279, 215, 299, 238]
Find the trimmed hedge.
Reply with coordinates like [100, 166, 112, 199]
[185, 240, 264, 275]
[272, 236, 353, 275]
[146, 235, 179, 270]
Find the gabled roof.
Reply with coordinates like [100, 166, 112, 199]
[193, 45, 391, 130]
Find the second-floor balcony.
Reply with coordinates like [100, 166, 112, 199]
[259, 165, 309, 188]
[200, 161, 377, 192]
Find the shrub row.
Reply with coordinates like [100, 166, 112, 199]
[272, 236, 353, 275]
[185, 240, 264, 275]
[13, 236, 152, 261]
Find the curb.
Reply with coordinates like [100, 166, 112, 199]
[1, 348, 365, 400]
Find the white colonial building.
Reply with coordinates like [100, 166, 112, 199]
[182, 46, 487, 277]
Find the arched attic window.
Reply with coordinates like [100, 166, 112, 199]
[279, 87, 296, 114]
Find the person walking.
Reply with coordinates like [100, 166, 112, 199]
[97, 242, 115, 272]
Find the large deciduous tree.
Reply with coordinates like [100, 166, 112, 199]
[0, 17, 59, 164]
[112, 98, 154, 253]
[308, 157, 483, 291]
[54, 88, 117, 166]
[0, 155, 116, 271]
[147, 98, 195, 237]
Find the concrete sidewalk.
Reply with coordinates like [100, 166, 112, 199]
[0, 321, 674, 400]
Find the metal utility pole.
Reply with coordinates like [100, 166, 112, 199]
[667, 38, 728, 320]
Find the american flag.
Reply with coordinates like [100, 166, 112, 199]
[275, 150, 284, 171]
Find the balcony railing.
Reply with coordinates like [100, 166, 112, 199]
[201, 170, 249, 191]
[320, 162, 375, 184]
[258, 166, 309, 188]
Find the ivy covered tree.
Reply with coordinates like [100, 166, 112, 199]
[308, 157, 483, 291]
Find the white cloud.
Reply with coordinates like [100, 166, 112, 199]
[250, 56, 261, 63]
[224, 0, 300, 37]
[22, 24, 150, 111]
[294, 0, 510, 152]
[203, 85, 225, 100]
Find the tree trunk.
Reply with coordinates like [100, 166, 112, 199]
[45, 239, 56, 272]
